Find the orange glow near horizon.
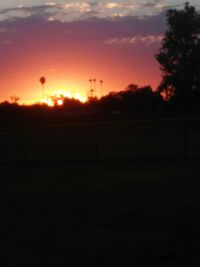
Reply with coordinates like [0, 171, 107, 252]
[52, 90, 87, 102]
[0, 32, 161, 104]
[0, 46, 160, 106]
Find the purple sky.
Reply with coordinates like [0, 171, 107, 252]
[0, 1, 199, 103]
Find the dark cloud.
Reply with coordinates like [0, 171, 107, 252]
[0, 4, 63, 21]
[141, 0, 160, 8]
[0, 2, 100, 22]
[0, 1, 175, 23]
[0, 10, 166, 40]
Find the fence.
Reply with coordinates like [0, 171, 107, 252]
[0, 118, 199, 163]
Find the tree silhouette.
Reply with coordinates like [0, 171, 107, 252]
[156, 2, 200, 107]
[125, 83, 139, 92]
[10, 95, 20, 104]
[99, 84, 163, 113]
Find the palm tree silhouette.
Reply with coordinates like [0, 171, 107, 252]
[39, 76, 46, 103]
[100, 80, 103, 98]
[89, 79, 92, 91]
[93, 79, 96, 97]
[89, 79, 94, 97]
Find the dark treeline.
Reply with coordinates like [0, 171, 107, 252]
[0, 85, 164, 123]
[0, 2, 200, 123]
[96, 84, 163, 114]
[0, 82, 194, 123]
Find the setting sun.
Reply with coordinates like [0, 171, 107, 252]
[40, 89, 88, 106]
[57, 99, 63, 106]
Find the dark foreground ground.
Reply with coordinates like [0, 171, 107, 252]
[1, 161, 200, 266]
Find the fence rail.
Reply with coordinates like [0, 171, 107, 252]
[0, 118, 199, 162]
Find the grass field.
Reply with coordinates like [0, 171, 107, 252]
[0, 117, 200, 162]
[1, 161, 200, 266]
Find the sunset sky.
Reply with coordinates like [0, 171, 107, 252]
[0, 0, 199, 104]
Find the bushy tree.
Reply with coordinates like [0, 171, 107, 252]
[99, 84, 163, 112]
[156, 2, 200, 107]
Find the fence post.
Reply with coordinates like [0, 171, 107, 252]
[182, 120, 188, 160]
[94, 125, 99, 163]
[21, 128, 27, 162]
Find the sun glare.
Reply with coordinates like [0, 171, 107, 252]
[57, 99, 63, 106]
[45, 99, 54, 107]
[40, 90, 88, 106]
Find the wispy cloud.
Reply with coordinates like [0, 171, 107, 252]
[1, 40, 13, 45]
[0, 26, 7, 32]
[104, 35, 164, 46]
[105, 3, 121, 9]
[63, 2, 91, 12]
